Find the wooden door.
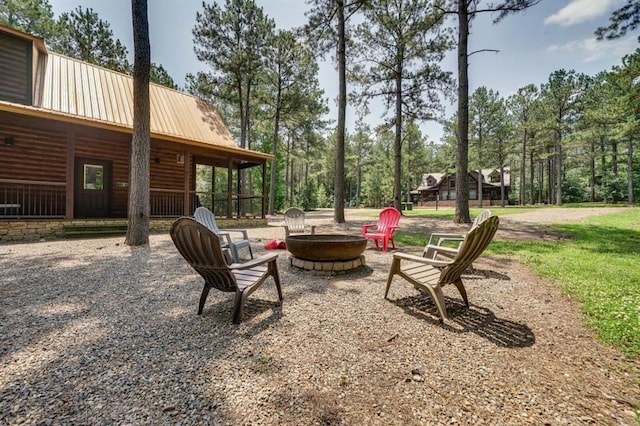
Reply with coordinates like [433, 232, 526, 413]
[74, 158, 111, 218]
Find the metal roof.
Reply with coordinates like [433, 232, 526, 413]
[0, 24, 271, 162]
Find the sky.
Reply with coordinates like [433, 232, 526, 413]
[47, 0, 638, 143]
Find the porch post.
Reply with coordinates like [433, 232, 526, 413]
[65, 131, 74, 219]
[261, 162, 266, 218]
[183, 151, 190, 215]
[227, 157, 233, 218]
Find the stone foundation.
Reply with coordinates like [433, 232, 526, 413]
[0, 217, 267, 242]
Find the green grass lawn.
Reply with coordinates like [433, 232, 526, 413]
[395, 208, 640, 358]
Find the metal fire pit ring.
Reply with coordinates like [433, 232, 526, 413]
[285, 234, 367, 272]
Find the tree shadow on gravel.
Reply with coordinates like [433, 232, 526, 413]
[0, 239, 258, 423]
[391, 295, 535, 348]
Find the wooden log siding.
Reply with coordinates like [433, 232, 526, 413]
[149, 140, 190, 216]
[0, 110, 266, 219]
[0, 120, 67, 182]
[150, 141, 187, 191]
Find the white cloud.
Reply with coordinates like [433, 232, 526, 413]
[546, 36, 636, 62]
[544, 0, 619, 27]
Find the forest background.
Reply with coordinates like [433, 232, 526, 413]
[2, 0, 638, 217]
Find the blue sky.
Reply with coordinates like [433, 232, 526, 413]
[48, 0, 638, 142]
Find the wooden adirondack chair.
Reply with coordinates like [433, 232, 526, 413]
[423, 209, 492, 262]
[362, 207, 401, 252]
[170, 217, 283, 324]
[385, 215, 499, 322]
[283, 207, 316, 237]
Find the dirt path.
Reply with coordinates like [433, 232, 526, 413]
[259, 207, 630, 243]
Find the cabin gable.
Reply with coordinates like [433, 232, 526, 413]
[0, 32, 32, 105]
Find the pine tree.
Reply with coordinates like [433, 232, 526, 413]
[125, 0, 151, 246]
[53, 6, 131, 73]
[351, 0, 453, 212]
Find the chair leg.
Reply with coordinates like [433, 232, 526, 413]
[382, 237, 388, 252]
[198, 285, 211, 315]
[384, 258, 400, 298]
[270, 261, 283, 301]
[232, 290, 245, 324]
[229, 245, 240, 263]
[424, 284, 448, 322]
[452, 278, 469, 307]
[248, 243, 254, 259]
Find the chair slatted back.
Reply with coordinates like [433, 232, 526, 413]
[439, 215, 499, 285]
[284, 207, 305, 234]
[470, 209, 492, 231]
[194, 206, 222, 234]
[170, 217, 238, 293]
[377, 207, 401, 232]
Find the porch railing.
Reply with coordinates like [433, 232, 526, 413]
[149, 188, 186, 217]
[0, 181, 265, 219]
[0, 179, 66, 218]
[191, 191, 264, 218]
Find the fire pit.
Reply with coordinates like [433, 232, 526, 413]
[286, 234, 367, 272]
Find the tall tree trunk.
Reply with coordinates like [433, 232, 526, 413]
[240, 83, 253, 216]
[529, 150, 535, 205]
[589, 140, 596, 202]
[477, 129, 483, 208]
[477, 167, 482, 208]
[520, 130, 527, 205]
[546, 152, 552, 204]
[538, 160, 543, 204]
[499, 162, 505, 208]
[285, 135, 291, 206]
[555, 136, 562, 206]
[268, 89, 282, 215]
[454, 0, 470, 223]
[356, 153, 361, 207]
[394, 66, 403, 211]
[612, 141, 618, 176]
[600, 136, 606, 181]
[334, 1, 346, 223]
[628, 137, 634, 205]
[125, 0, 150, 246]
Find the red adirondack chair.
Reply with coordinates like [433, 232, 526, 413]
[362, 207, 401, 252]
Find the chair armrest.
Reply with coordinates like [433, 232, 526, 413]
[425, 245, 459, 256]
[436, 236, 464, 247]
[216, 231, 233, 247]
[424, 244, 459, 261]
[427, 232, 464, 246]
[362, 223, 377, 233]
[394, 252, 451, 268]
[219, 228, 250, 240]
[229, 252, 278, 270]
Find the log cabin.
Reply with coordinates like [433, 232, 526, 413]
[415, 168, 511, 207]
[0, 24, 272, 241]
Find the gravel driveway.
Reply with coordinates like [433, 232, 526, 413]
[1, 207, 638, 425]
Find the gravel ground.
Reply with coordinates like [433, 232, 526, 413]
[1, 208, 638, 425]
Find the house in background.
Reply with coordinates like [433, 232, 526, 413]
[0, 24, 272, 240]
[415, 168, 511, 207]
